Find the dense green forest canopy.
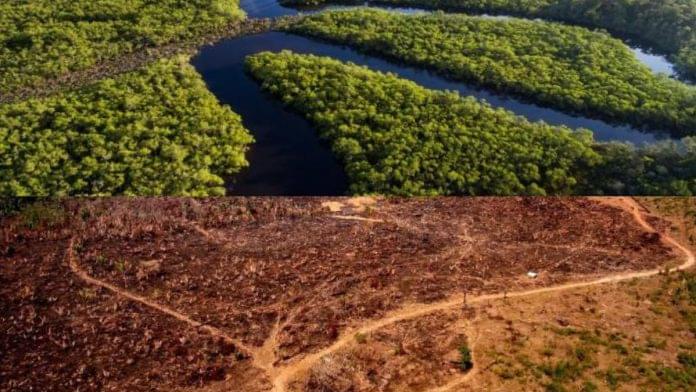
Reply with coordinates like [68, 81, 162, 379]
[584, 140, 695, 196]
[246, 50, 599, 196]
[288, 9, 696, 137]
[282, 0, 696, 80]
[0, 0, 244, 93]
[246, 51, 695, 196]
[0, 56, 253, 196]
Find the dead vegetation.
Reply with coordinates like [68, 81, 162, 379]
[456, 269, 696, 392]
[0, 197, 688, 391]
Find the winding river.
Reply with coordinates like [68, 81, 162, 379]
[191, 0, 680, 195]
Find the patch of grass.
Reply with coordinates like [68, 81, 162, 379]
[608, 342, 629, 355]
[580, 380, 598, 392]
[578, 330, 604, 346]
[78, 288, 96, 301]
[553, 327, 579, 336]
[114, 260, 127, 273]
[646, 337, 667, 350]
[544, 380, 567, 392]
[540, 344, 555, 358]
[603, 367, 631, 390]
[678, 352, 696, 368]
[540, 359, 583, 382]
[94, 255, 110, 267]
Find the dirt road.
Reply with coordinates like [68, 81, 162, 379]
[270, 197, 695, 392]
[65, 197, 694, 392]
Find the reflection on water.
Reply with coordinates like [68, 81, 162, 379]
[632, 47, 676, 76]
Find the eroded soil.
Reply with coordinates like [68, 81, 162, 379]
[1, 197, 688, 391]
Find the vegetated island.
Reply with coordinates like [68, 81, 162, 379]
[246, 50, 695, 196]
[0, 0, 245, 94]
[0, 56, 253, 196]
[280, 0, 696, 82]
[286, 9, 696, 138]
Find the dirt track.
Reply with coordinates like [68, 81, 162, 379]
[65, 237, 257, 357]
[51, 197, 693, 392]
[269, 197, 694, 391]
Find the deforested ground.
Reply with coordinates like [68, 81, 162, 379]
[1, 197, 694, 391]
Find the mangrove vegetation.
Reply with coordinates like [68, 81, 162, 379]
[281, 0, 696, 80]
[0, 56, 253, 196]
[245, 51, 695, 195]
[288, 9, 696, 137]
[0, 0, 245, 93]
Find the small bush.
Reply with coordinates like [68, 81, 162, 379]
[678, 352, 696, 368]
[459, 344, 473, 371]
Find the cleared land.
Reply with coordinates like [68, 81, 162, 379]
[1, 197, 693, 391]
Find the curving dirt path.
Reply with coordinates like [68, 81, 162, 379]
[65, 197, 694, 392]
[65, 236, 260, 361]
[270, 197, 695, 392]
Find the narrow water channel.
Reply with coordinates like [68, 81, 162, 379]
[240, 0, 678, 77]
[193, 0, 681, 195]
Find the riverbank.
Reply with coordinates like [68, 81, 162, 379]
[0, 17, 298, 105]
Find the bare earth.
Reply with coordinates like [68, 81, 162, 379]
[1, 197, 693, 391]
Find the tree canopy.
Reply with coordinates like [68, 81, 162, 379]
[246, 50, 696, 195]
[246, 50, 601, 196]
[288, 9, 696, 137]
[0, 0, 244, 93]
[0, 56, 253, 196]
[282, 0, 696, 80]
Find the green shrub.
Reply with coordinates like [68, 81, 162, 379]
[459, 344, 473, 371]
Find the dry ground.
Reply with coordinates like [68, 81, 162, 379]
[1, 197, 693, 391]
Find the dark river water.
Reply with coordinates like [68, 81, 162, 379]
[191, 0, 680, 195]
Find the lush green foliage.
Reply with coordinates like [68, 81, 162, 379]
[0, 0, 244, 92]
[584, 140, 696, 196]
[246, 51, 696, 196]
[246, 50, 601, 196]
[288, 9, 696, 137]
[0, 56, 253, 196]
[283, 0, 696, 80]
